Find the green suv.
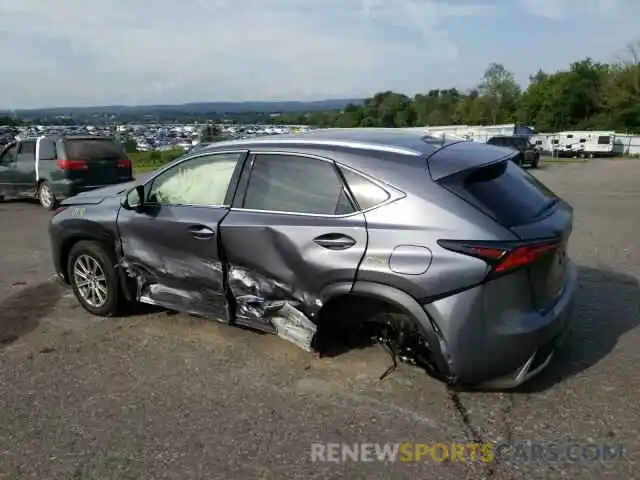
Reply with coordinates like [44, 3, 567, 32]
[486, 135, 541, 168]
[0, 135, 133, 210]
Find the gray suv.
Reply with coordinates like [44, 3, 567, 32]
[48, 128, 576, 389]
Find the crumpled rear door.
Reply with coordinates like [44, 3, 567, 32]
[219, 151, 368, 351]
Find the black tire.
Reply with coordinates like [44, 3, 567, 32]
[531, 155, 540, 169]
[38, 181, 57, 210]
[67, 240, 122, 317]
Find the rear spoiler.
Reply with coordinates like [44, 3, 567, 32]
[425, 141, 516, 181]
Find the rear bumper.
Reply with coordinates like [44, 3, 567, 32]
[475, 262, 576, 389]
[424, 261, 578, 389]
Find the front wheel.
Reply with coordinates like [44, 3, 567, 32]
[38, 181, 57, 210]
[67, 240, 122, 316]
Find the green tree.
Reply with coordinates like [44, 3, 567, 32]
[601, 41, 640, 132]
[124, 137, 138, 153]
[200, 123, 223, 142]
[478, 63, 521, 124]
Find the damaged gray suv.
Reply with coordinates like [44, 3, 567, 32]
[49, 128, 577, 389]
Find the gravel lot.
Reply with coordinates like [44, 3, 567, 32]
[1, 160, 639, 479]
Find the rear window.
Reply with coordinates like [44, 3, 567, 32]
[441, 160, 558, 227]
[597, 136, 611, 145]
[65, 139, 124, 160]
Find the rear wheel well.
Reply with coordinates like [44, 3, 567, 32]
[314, 293, 441, 379]
[316, 294, 403, 327]
[315, 294, 419, 348]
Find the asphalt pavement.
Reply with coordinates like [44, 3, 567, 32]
[1, 159, 639, 479]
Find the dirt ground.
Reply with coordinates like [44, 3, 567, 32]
[1, 159, 639, 479]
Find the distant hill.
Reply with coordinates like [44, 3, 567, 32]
[1, 99, 364, 120]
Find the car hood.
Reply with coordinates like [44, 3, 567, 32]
[61, 180, 137, 206]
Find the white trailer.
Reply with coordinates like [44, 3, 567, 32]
[549, 131, 617, 158]
[410, 124, 536, 143]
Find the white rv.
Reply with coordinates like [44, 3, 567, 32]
[549, 131, 617, 158]
[409, 124, 536, 143]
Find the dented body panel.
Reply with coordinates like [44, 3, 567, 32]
[116, 204, 229, 319]
[220, 209, 368, 349]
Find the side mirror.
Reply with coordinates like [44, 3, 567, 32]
[121, 185, 145, 210]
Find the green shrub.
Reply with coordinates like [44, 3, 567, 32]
[129, 148, 185, 170]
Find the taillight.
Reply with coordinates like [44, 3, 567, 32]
[57, 159, 88, 170]
[438, 239, 560, 276]
[54, 206, 67, 214]
[118, 158, 131, 168]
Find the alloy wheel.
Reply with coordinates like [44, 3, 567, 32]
[73, 254, 109, 308]
[40, 183, 53, 208]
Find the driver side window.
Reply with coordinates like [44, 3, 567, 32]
[147, 152, 242, 206]
[0, 145, 17, 165]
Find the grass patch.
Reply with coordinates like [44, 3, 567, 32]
[129, 148, 185, 171]
[133, 164, 160, 175]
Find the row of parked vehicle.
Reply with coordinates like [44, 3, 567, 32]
[1, 129, 575, 391]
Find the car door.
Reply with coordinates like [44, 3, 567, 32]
[219, 151, 368, 351]
[14, 139, 37, 194]
[0, 143, 19, 195]
[116, 150, 248, 319]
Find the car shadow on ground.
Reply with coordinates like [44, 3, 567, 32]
[516, 264, 640, 393]
[0, 280, 64, 347]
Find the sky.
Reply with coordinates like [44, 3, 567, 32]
[0, 0, 639, 109]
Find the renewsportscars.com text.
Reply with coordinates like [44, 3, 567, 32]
[310, 442, 625, 463]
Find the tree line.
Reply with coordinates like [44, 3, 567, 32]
[270, 46, 640, 134]
[4, 43, 639, 133]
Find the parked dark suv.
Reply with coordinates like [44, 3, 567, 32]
[487, 135, 541, 168]
[49, 128, 576, 389]
[0, 135, 133, 210]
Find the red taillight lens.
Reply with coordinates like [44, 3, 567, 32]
[494, 243, 558, 273]
[117, 158, 131, 168]
[438, 239, 559, 276]
[57, 159, 88, 170]
[54, 206, 67, 214]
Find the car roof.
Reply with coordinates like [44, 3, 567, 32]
[18, 134, 116, 142]
[203, 128, 461, 157]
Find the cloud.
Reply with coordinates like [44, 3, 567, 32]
[0, 0, 638, 108]
[518, 0, 626, 20]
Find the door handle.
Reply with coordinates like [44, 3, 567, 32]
[187, 225, 216, 240]
[313, 233, 356, 250]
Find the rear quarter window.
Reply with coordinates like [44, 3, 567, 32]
[339, 167, 390, 211]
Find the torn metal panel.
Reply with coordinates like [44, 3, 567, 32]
[227, 265, 321, 351]
[118, 255, 229, 321]
[270, 303, 317, 352]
